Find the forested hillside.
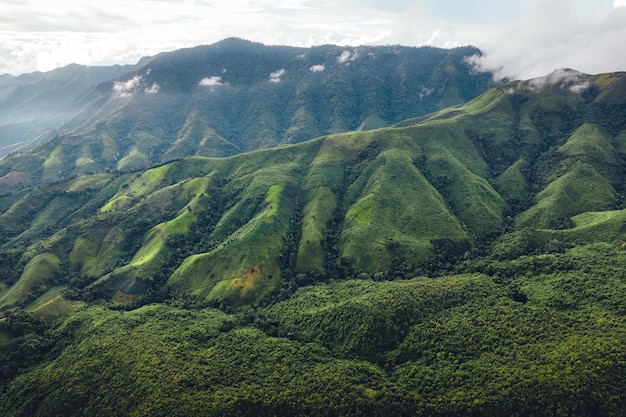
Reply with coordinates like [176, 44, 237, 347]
[0, 69, 626, 416]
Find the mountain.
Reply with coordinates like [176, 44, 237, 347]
[1, 69, 626, 416]
[0, 63, 142, 157]
[0, 68, 625, 307]
[0, 38, 495, 185]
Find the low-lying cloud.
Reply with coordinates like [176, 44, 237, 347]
[309, 64, 325, 72]
[504, 68, 593, 95]
[469, 0, 626, 80]
[337, 50, 359, 64]
[112, 74, 159, 97]
[113, 75, 142, 97]
[526, 68, 585, 91]
[269, 69, 285, 83]
[199, 76, 226, 87]
[145, 83, 159, 93]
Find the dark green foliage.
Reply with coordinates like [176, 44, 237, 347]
[0, 311, 53, 382]
[2, 244, 626, 416]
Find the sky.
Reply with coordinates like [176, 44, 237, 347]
[0, 0, 625, 80]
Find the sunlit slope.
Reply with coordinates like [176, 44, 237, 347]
[1, 70, 626, 309]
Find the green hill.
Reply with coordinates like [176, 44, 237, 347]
[1, 69, 626, 416]
[1, 70, 625, 308]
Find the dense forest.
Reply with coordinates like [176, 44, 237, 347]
[1, 243, 625, 416]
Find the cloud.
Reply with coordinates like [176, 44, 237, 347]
[569, 81, 592, 94]
[145, 83, 159, 93]
[199, 76, 226, 86]
[418, 86, 434, 98]
[309, 64, 325, 72]
[0, 0, 397, 75]
[0, 0, 625, 81]
[337, 50, 358, 64]
[525, 68, 584, 91]
[470, 0, 626, 80]
[113, 75, 142, 97]
[269, 68, 285, 82]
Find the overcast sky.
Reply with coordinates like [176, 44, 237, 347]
[1, 0, 625, 79]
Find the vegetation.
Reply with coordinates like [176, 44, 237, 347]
[0, 65, 626, 415]
[1, 243, 626, 416]
[0, 38, 494, 185]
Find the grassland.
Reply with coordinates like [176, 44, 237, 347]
[0, 253, 61, 309]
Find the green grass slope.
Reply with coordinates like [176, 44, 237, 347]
[340, 147, 468, 272]
[0, 253, 61, 309]
[169, 182, 296, 304]
[516, 162, 616, 229]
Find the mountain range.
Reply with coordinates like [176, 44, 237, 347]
[0, 38, 493, 184]
[1, 39, 626, 416]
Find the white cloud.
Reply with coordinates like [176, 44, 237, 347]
[569, 81, 592, 94]
[525, 68, 584, 91]
[337, 50, 354, 64]
[0, 0, 624, 81]
[269, 68, 285, 82]
[145, 83, 159, 93]
[113, 75, 142, 97]
[199, 76, 226, 87]
[418, 86, 434, 98]
[470, 0, 626, 80]
[309, 64, 325, 72]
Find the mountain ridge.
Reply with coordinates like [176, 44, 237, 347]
[0, 63, 144, 157]
[0, 38, 495, 185]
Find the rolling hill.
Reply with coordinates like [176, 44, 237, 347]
[0, 68, 624, 308]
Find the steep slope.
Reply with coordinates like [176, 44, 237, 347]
[0, 38, 495, 184]
[1, 70, 625, 311]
